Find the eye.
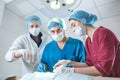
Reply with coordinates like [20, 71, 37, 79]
[35, 25, 39, 28]
[71, 23, 76, 28]
[57, 28, 61, 32]
[50, 30, 55, 34]
[30, 25, 34, 28]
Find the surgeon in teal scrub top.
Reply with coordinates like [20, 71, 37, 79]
[37, 17, 86, 72]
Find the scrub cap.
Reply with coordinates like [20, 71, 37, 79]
[69, 10, 97, 25]
[26, 16, 42, 28]
[48, 17, 66, 30]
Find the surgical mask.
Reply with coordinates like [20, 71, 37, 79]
[29, 27, 40, 36]
[51, 32, 65, 42]
[75, 26, 86, 36]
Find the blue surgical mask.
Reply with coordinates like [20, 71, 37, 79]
[29, 27, 40, 36]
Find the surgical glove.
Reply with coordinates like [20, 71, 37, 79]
[53, 60, 71, 69]
[37, 63, 46, 72]
[53, 65, 74, 74]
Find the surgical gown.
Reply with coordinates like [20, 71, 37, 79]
[5, 31, 51, 75]
[85, 26, 120, 77]
[37, 37, 86, 72]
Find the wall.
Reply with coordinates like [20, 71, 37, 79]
[95, 15, 120, 39]
[0, 0, 5, 25]
[0, 9, 26, 80]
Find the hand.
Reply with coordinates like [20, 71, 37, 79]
[22, 49, 34, 63]
[37, 63, 46, 72]
[53, 65, 74, 74]
[53, 60, 71, 69]
[14, 49, 34, 63]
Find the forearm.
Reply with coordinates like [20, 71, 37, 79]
[74, 66, 102, 76]
[70, 61, 89, 68]
[5, 50, 19, 62]
[5, 49, 24, 62]
[13, 51, 22, 58]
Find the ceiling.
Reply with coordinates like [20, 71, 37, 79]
[3, 0, 120, 20]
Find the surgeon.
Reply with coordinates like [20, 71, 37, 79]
[53, 10, 120, 77]
[5, 16, 51, 75]
[37, 17, 86, 72]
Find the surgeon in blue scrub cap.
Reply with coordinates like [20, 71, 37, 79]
[37, 17, 86, 72]
[5, 15, 51, 75]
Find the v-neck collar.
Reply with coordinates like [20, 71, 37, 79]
[88, 27, 100, 44]
[54, 37, 70, 51]
[29, 32, 43, 47]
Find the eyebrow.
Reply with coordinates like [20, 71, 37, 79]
[71, 23, 75, 26]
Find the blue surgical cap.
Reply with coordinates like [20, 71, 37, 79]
[69, 10, 97, 25]
[26, 16, 42, 28]
[48, 17, 66, 31]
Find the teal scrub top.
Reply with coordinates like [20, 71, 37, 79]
[37, 37, 86, 72]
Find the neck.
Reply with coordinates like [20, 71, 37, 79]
[57, 37, 68, 50]
[86, 25, 96, 42]
[33, 35, 40, 42]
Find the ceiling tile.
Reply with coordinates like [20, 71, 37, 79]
[27, 0, 44, 9]
[77, 0, 95, 10]
[3, 0, 13, 4]
[94, 0, 116, 6]
[88, 8, 101, 19]
[39, 8, 71, 18]
[98, 0, 120, 18]
[6, 0, 37, 16]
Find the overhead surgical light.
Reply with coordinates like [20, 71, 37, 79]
[50, 0, 60, 10]
[64, 0, 75, 4]
[41, 0, 77, 10]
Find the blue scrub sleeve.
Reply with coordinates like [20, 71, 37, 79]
[36, 63, 46, 72]
[76, 41, 86, 62]
[79, 41, 86, 62]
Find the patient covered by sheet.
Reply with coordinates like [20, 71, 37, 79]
[20, 72, 93, 80]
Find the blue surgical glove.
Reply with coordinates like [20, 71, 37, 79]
[36, 63, 46, 72]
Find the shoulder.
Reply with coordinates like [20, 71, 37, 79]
[96, 26, 114, 36]
[44, 40, 55, 48]
[94, 26, 116, 42]
[69, 37, 83, 44]
[68, 37, 84, 47]
[14, 34, 28, 41]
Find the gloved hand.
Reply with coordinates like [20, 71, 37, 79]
[14, 49, 34, 63]
[37, 63, 46, 72]
[53, 65, 74, 74]
[53, 60, 71, 69]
